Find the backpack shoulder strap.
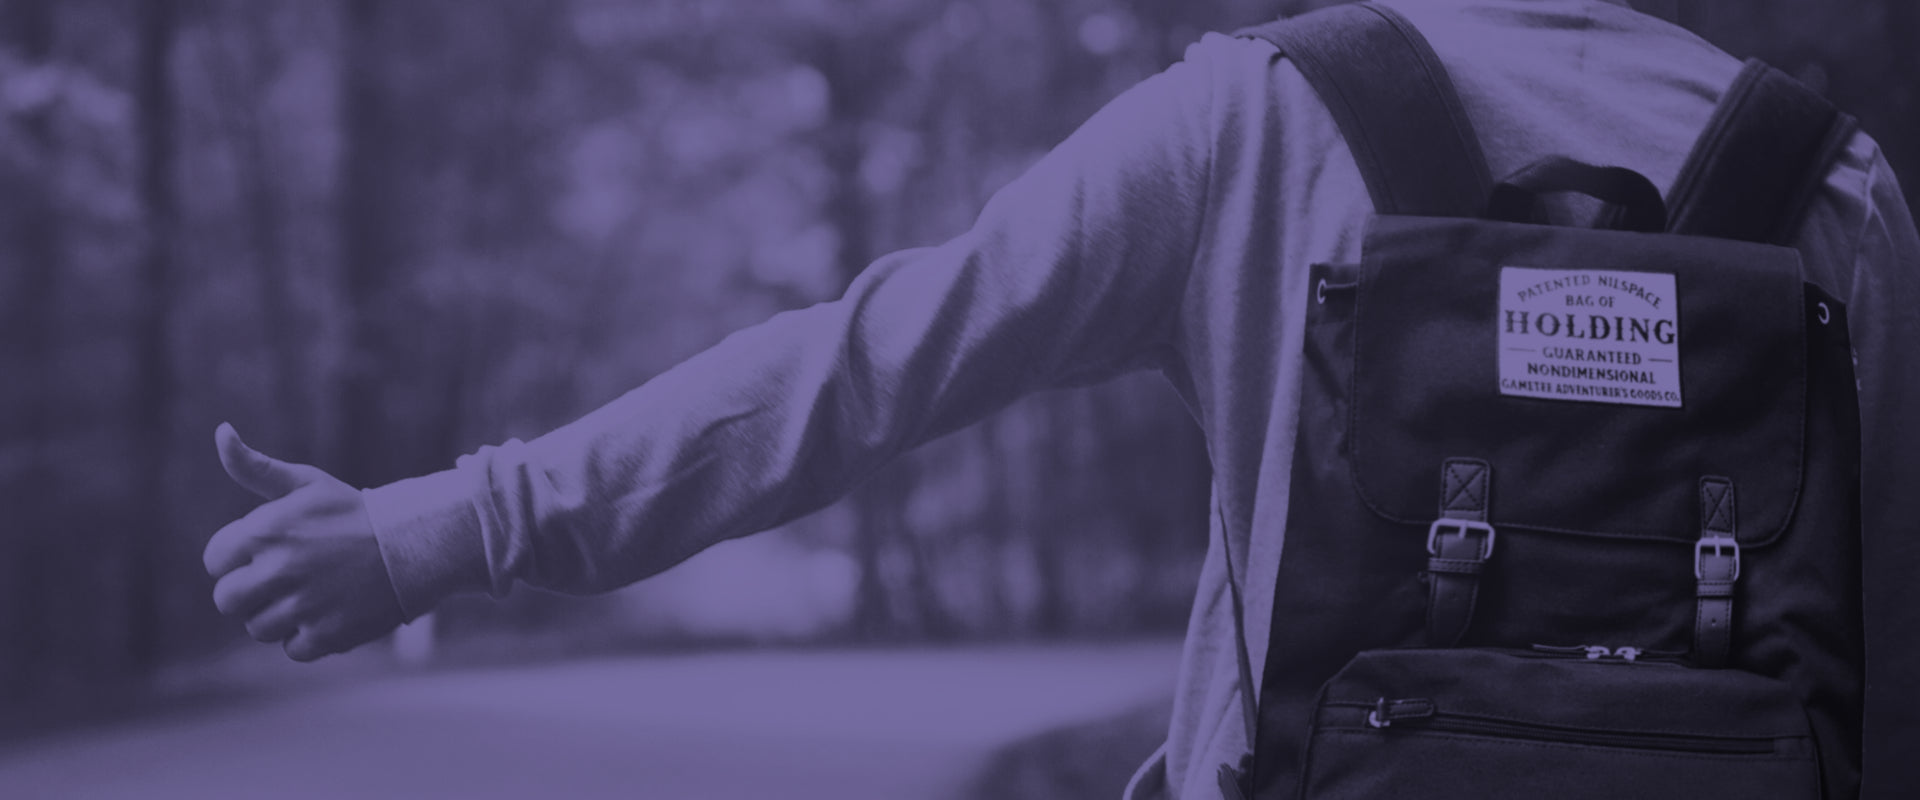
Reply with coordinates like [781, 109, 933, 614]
[1666, 59, 1858, 244]
[1238, 2, 1492, 218]
[1669, 59, 1910, 796]
[1208, 7, 1493, 790]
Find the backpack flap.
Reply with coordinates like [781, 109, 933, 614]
[1348, 214, 1806, 546]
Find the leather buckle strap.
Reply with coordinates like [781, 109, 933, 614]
[1694, 534, 1740, 582]
[1693, 477, 1739, 668]
[1427, 518, 1496, 559]
[1427, 459, 1493, 647]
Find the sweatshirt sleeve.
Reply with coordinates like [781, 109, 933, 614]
[1847, 148, 1920, 797]
[360, 38, 1233, 619]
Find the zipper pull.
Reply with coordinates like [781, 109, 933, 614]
[1367, 697, 1437, 728]
[1532, 643, 1659, 662]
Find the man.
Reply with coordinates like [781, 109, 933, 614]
[205, 0, 1918, 797]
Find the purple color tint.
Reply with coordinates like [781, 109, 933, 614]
[5, 1, 1917, 799]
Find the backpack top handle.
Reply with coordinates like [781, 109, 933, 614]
[1484, 155, 1670, 233]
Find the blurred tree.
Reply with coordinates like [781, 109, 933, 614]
[335, 0, 405, 488]
[126, 0, 178, 679]
[0, 0, 59, 701]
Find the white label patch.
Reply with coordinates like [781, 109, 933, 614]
[1497, 267, 1682, 408]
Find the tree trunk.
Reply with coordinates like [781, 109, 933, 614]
[335, 0, 403, 488]
[891, 458, 959, 640]
[126, 0, 178, 679]
[1030, 394, 1077, 637]
[973, 417, 1017, 636]
[1, 0, 58, 701]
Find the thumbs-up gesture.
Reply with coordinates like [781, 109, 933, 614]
[204, 423, 404, 661]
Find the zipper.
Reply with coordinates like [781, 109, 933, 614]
[1359, 696, 1777, 755]
[1529, 643, 1686, 663]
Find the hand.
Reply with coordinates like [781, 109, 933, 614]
[204, 423, 405, 662]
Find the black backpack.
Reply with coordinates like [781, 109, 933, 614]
[1212, 4, 1906, 798]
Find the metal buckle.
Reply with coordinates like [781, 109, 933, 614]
[1426, 518, 1496, 558]
[1694, 534, 1741, 581]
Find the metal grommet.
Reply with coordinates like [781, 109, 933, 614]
[1316, 278, 1327, 304]
[1816, 301, 1830, 325]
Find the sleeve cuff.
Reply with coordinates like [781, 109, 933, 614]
[361, 467, 492, 621]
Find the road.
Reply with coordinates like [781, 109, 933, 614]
[0, 641, 1180, 800]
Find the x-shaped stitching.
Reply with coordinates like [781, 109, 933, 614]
[1443, 463, 1487, 512]
[1702, 479, 1736, 533]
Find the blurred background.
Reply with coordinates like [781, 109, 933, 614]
[0, 0, 1912, 797]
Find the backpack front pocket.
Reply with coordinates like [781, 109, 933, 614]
[1296, 648, 1821, 799]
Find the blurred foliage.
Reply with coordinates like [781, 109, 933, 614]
[0, 0, 1913, 712]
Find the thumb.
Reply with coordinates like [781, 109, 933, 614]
[215, 422, 326, 500]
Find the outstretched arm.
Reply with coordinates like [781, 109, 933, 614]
[207, 39, 1231, 659]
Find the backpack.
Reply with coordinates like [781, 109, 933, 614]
[1212, 4, 1903, 798]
